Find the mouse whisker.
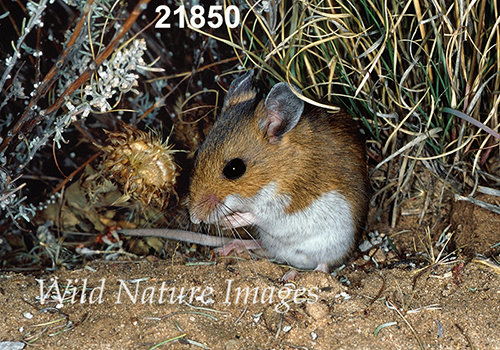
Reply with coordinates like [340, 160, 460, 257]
[219, 204, 260, 243]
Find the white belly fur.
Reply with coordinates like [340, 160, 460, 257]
[224, 183, 355, 269]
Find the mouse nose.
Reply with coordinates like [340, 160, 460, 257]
[189, 193, 221, 224]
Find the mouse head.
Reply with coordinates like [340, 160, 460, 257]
[189, 70, 305, 226]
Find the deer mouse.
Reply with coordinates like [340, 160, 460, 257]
[121, 70, 370, 274]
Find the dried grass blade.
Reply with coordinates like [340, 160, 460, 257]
[454, 194, 500, 215]
[372, 128, 442, 174]
[442, 107, 500, 139]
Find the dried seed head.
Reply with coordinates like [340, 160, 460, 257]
[99, 125, 179, 208]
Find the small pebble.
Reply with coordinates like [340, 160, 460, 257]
[370, 236, 383, 245]
[335, 291, 351, 300]
[306, 302, 329, 321]
[0, 342, 25, 350]
[225, 340, 239, 350]
[359, 240, 373, 252]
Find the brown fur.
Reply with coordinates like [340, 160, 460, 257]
[189, 88, 370, 246]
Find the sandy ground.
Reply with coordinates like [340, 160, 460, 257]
[1, 194, 499, 349]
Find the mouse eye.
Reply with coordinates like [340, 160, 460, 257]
[223, 158, 246, 180]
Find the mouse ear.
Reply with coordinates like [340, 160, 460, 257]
[222, 70, 255, 111]
[261, 82, 305, 144]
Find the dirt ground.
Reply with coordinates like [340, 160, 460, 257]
[1, 194, 500, 350]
